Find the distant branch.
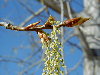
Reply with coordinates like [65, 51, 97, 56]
[68, 56, 83, 73]
[67, 41, 82, 50]
[20, 6, 46, 26]
[19, 60, 42, 75]
[0, 55, 31, 65]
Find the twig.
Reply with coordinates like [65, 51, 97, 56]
[67, 41, 82, 50]
[66, 1, 73, 19]
[17, 0, 48, 27]
[68, 55, 84, 73]
[59, 0, 68, 75]
[0, 22, 53, 31]
[19, 60, 42, 75]
[0, 55, 31, 65]
[0, 16, 90, 31]
[64, 33, 75, 43]
[19, 46, 45, 75]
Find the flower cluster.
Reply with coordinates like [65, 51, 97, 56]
[42, 26, 66, 75]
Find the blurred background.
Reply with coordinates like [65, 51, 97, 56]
[0, 0, 100, 75]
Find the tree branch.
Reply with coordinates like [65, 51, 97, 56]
[0, 17, 90, 32]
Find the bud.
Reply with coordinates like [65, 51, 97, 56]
[63, 17, 90, 27]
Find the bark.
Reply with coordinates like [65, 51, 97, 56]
[84, 57, 100, 75]
[80, 0, 100, 75]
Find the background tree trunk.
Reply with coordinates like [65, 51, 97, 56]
[84, 57, 100, 75]
[80, 0, 100, 75]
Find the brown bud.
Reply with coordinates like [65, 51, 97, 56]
[37, 30, 51, 42]
[25, 21, 40, 30]
[63, 17, 90, 27]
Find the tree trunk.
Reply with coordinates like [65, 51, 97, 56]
[84, 57, 100, 75]
[80, 0, 100, 75]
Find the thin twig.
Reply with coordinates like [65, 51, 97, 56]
[67, 41, 82, 50]
[0, 55, 31, 65]
[68, 55, 84, 73]
[19, 46, 45, 75]
[66, 1, 73, 19]
[59, 0, 68, 75]
[64, 33, 75, 43]
[19, 60, 42, 75]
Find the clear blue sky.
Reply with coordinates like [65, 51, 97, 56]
[0, 0, 84, 75]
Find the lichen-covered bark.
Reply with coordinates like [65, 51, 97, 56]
[84, 57, 100, 75]
[81, 0, 100, 75]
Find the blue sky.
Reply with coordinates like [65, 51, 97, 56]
[0, 0, 84, 75]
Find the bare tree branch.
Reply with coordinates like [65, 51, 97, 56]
[59, 0, 68, 75]
[67, 41, 82, 50]
[0, 55, 31, 65]
[17, 0, 47, 26]
[0, 16, 90, 32]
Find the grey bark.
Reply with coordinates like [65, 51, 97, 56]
[79, 0, 100, 75]
[84, 57, 100, 75]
